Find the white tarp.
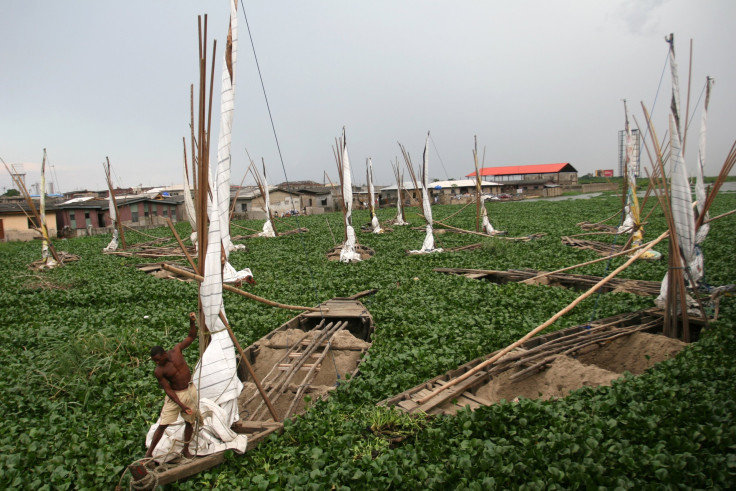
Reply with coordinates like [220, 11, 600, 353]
[145, 398, 247, 463]
[367, 158, 382, 233]
[340, 131, 362, 262]
[410, 134, 442, 254]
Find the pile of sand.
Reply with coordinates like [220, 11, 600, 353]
[238, 327, 369, 420]
[443, 331, 687, 411]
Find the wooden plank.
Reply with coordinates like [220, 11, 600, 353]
[411, 371, 491, 414]
[398, 399, 419, 411]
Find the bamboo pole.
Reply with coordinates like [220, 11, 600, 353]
[706, 208, 736, 223]
[160, 263, 320, 312]
[217, 311, 280, 421]
[415, 230, 669, 407]
[166, 218, 198, 271]
[433, 219, 494, 238]
[3, 158, 60, 262]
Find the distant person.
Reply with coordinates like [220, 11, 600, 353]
[145, 312, 199, 459]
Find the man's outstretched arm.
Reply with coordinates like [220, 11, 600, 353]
[176, 312, 198, 352]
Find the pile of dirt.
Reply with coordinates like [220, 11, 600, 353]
[443, 331, 687, 412]
[475, 356, 620, 404]
[576, 331, 686, 374]
[251, 346, 363, 386]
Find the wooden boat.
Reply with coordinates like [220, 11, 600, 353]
[577, 221, 618, 233]
[435, 267, 662, 296]
[130, 297, 375, 488]
[379, 308, 706, 416]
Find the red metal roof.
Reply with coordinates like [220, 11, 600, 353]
[466, 163, 576, 177]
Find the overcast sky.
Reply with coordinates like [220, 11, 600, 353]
[1, 0, 734, 194]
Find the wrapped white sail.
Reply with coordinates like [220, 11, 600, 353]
[657, 37, 702, 308]
[145, 398, 247, 462]
[146, 1, 247, 461]
[258, 168, 276, 237]
[339, 133, 361, 262]
[695, 77, 714, 244]
[480, 197, 495, 235]
[183, 162, 198, 248]
[211, 1, 252, 279]
[669, 115, 702, 286]
[39, 153, 57, 267]
[367, 158, 382, 233]
[391, 161, 407, 225]
[104, 189, 119, 251]
[410, 134, 442, 254]
[618, 101, 639, 235]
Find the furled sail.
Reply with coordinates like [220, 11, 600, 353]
[618, 100, 640, 236]
[183, 161, 198, 249]
[146, 1, 247, 460]
[657, 35, 702, 308]
[258, 165, 276, 237]
[212, 0, 251, 281]
[339, 130, 361, 262]
[695, 77, 714, 244]
[367, 158, 382, 233]
[391, 160, 407, 226]
[103, 188, 119, 252]
[410, 133, 442, 254]
[669, 114, 701, 286]
[39, 151, 57, 267]
[480, 197, 495, 235]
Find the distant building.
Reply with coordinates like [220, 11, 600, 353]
[380, 179, 500, 205]
[0, 199, 58, 242]
[55, 195, 182, 237]
[466, 163, 578, 195]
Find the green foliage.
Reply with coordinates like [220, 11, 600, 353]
[0, 193, 735, 489]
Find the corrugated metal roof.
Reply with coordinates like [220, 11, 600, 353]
[466, 163, 576, 177]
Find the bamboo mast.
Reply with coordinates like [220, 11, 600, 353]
[3, 155, 60, 263]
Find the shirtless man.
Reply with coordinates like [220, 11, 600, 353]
[145, 312, 199, 459]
